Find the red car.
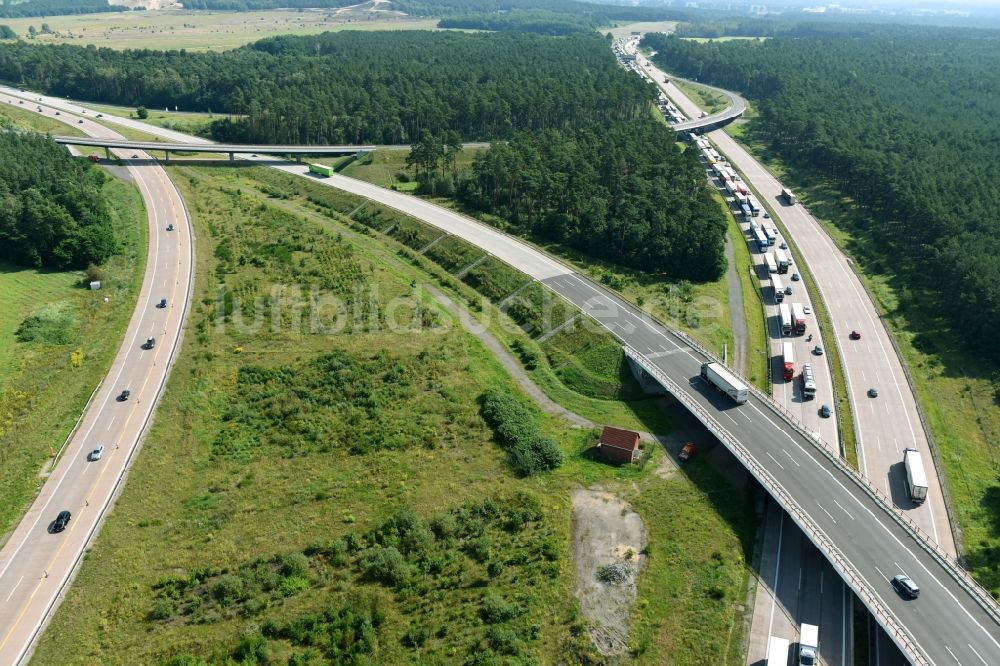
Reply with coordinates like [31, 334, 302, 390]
[678, 442, 696, 461]
[849, 330, 861, 340]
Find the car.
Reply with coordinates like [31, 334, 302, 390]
[166, 223, 174, 231]
[779, 241, 788, 249]
[850, 330, 862, 340]
[78, 119, 84, 124]
[819, 404, 831, 418]
[96, 113, 103, 118]
[157, 298, 167, 308]
[678, 442, 696, 461]
[88, 445, 105, 461]
[54, 111, 60, 115]
[17, 100, 22, 104]
[784, 286, 793, 295]
[813, 345, 824, 355]
[803, 305, 812, 314]
[53, 510, 72, 533]
[131, 154, 139, 159]
[763, 212, 770, 219]
[117, 389, 130, 402]
[891, 574, 920, 599]
[143, 336, 156, 350]
[791, 273, 801, 281]
[868, 387, 878, 398]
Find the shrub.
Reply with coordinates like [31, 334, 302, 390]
[361, 546, 410, 587]
[480, 594, 521, 623]
[479, 389, 564, 475]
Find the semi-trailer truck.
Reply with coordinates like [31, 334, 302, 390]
[700, 362, 749, 404]
[755, 228, 770, 252]
[799, 624, 819, 666]
[779, 303, 792, 336]
[782, 341, 795, 381]
[766, 252, 779, 275]
[774, 247, 790, 274]
[781, 187, 797, 205]
[764, 226, 777, 245]
[903, 448, 929, 504]
[308, 163, 334, 177]
[791, 302, 807, 335]
[768, 636, 791, 666]
[772, 274, 784, 303]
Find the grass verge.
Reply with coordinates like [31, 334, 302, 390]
[672, 79, 728, 115]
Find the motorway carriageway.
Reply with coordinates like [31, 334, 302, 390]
[0, 97, 193, 665]
[5, 85, 998, 665]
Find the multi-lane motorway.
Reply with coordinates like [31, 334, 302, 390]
[1, 86, 997, 664]
[0, 97, 192, 664]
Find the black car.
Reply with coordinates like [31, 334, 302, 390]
[53, 510, 72, 533]
[891, 574, 920, 599]
[142, 336, 156, 350]
[117, 389, 130, 402]
[166, 223, 174, 231]
[157, 298, 167, 309]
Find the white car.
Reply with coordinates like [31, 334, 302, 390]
[803, 305, 812, 314]
[88, 445, 105, 461]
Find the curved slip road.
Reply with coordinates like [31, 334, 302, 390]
[7, 85, 997, 665]
[0, 97, 193, 665]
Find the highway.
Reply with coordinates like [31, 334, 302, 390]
[0, 98, 193, 664]
[4, 85, 998, 664]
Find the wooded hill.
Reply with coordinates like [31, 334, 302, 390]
[643, 26, 1000, 358]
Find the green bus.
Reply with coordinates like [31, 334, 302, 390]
[308, 163, 334, 177]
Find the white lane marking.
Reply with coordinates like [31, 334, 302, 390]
[766, 452, 785, 470]
[782, 449, 801, 467]
[943, 645, 961, 664]
[968, 643, 989, 666]
[833, 500, 855, 520]
[816, 502, 837, 524]
[4, 576, 23, 602]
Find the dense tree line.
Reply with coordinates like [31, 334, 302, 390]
[0, 133, 114, 269]
[458, 121, 726, 280]
[0, 25, 15, 39]
[0, 0, 124, 18]
[437, 10, 596, 35]
[642, 27, 1000, 356]
[393, 0, 688, 21]
[0, 31, 654, 145]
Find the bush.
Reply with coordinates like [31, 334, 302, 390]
[361, 546, 410, 587]
[481, 594, 521, 623]
[479, 389, 564, 475]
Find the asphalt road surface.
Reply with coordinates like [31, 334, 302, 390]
[0, 95, 193, 665]
[7, 86, 997, 665]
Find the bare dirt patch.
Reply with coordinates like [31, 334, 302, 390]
[571, 488, 648, 655]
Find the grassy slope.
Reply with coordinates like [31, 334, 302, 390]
[728, 131, 1000, 585]
[34, 164, 753, 664]
[725, 199, 769, 390]
[0, 174, 146, 537]
[1, 11, 439, 52]
[671, 79, 728, 115]
[0, 101, 85, 136]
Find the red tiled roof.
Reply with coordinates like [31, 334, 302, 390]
[599, 426, 640, 451]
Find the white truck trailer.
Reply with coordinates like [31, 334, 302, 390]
[903, 447, 929, 504]
[700, 362, 749, 404]
[774, 247, 790, 273]
[779, 302, 792, 336]
[768, 636, 791, 666]
[799, 623, 819, 666]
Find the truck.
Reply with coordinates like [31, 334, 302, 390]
[779, 303, 792, 336]
[308, 162, 334, 177]
[774, 247, 790, 274]
[740, 203, 753, 219]
[798, 623, 819, 666]
[767, 636, 791, 666]
[781, 187, 797, 205]
[791, 302, 807, 335]
[764, 226, 777, 245]
[754, 228, 769, 253]
[782, 341, 795, 381]
[903, 448, 928, 504]
[801, 363, 816, 399]
[766, 251, 779, 275]
[772, 274, 784, 303]
[700, 362, 749, 404]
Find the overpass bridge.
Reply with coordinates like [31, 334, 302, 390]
[51, 135, 375, 161]
[670, 78, 746, 132]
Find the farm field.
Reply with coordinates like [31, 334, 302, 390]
[0, 10, 439, 51]
[34, 163, 755, 664]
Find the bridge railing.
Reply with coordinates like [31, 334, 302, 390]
[622, 345, 931, 665]
[659, 330, 1000, 626]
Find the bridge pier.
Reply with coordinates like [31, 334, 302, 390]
[164, 150, 170, 163]
[104, 146, 111, 160]
[229, 151, 235, 161]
